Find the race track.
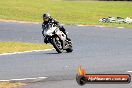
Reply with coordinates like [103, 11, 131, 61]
[0, 22, 132, 88]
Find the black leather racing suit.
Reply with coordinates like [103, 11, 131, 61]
[42, 18, 68, 43]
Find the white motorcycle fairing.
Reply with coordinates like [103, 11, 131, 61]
[54, 28, 66, 41]
[44, 26, 66, 41]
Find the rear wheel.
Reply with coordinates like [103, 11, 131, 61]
[52, 36, 63, 53]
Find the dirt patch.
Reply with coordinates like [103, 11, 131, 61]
[0, 19, 40, 24]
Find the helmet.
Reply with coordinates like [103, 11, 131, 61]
[43, 13, 51, 21]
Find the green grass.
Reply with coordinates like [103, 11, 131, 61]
[0, 0, 132, 28]
[0, 42, 52, 54]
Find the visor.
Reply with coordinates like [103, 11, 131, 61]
[43, 17, 49, 21]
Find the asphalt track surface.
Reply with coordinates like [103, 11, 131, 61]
[0, 22, 132, 88]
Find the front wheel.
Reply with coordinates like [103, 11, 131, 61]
[66, 40, 73, 53]
[66, 47, 73, 53]
[52, 36, 63, 53]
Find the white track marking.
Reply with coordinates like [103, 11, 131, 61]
[77, 25, 85, 26]
[117, 27, 124, 29]
[38, 77, 47, 79]
[77, 25, 106, 27]
[77, 25, 126, 29]
[0, 19, 40, 24]
[0, 77, 48, 82]
[0, 80, 10, 82]
[0, 48, 54, 56]
[10, 78, 37, 81]
[96, 26, 105, 28]
[127, 71, 132, 72]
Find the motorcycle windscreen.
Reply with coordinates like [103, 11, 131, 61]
[44, 27, 56, 36]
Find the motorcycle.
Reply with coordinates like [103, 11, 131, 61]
[42, 23, 73, 53]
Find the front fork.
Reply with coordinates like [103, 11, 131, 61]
[48, 35, 68, 50]
[44, 36, 52, 44]
[51, 35, 65, 49]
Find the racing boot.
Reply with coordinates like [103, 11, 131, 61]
[44, 37, 49, 44]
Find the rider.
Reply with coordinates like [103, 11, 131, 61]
[42, 13, 70, 43]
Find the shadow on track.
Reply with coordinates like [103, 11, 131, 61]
[45, 52, 59, 54]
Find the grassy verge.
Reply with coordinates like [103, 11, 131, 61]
[0, 82, 25, 88]
[0, 42, 52, 54]
[0, 0, 132, 28]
